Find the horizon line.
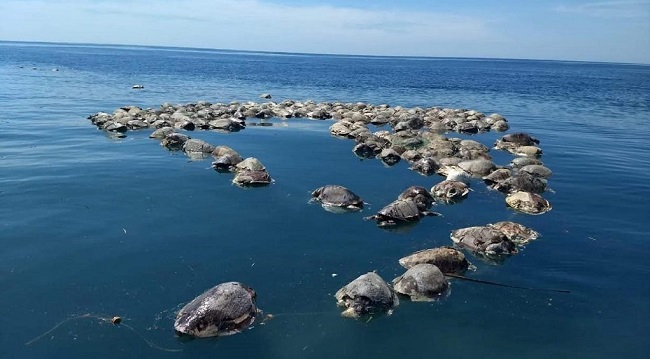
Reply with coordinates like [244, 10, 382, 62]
[1, 39, 648, 67]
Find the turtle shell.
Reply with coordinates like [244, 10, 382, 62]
[398, 246, 470, 274]
[505, 191, 552, 215]
[235, 157, 266, 172]
[377, 199, 421, 221]
[335, 272, 398, 318]
[392, 264, 449, 301]
[451, 226, 517, 256]
[397, 186, 434, 211]
[174, 282, 258, 338]
[311, 185, 363, 209]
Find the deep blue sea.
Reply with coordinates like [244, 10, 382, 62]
[1, 42, 649, 359]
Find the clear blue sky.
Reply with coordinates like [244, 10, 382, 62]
[0, 0, 648, 63]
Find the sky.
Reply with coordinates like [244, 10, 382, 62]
[0, 0, 648, 63]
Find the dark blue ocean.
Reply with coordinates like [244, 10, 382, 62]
[1, 42, 649, 359]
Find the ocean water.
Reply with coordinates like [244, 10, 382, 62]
[1, 42, 649, 358]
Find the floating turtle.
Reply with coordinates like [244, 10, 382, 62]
[365, 199, 440, 227]
[235, 157, 266, 172]
[494, 173, 547, 194]
[510, 157, 543, 169]
[410, 157, 440, 176]
[510, 145, 543, 158]
[311, 185, 364, 212]
[211, 146, 243, 172]
[398, 246, 470, 274]
[519, 164, 553, 178]
[174, 282, 258, 338]
[232, 169, 272, 187]
[482, 168, 512, 189]
[182, 138, 215, 154]
[378, 148, 401, 166]
[392, 264, 449, 301]
[495, 133, 539, 149]
[161, 132, 190, 150]
[334, 272, 398, 318]
[457, 159, 498, 177]
[431, 180, 471, 204]
[450, 226, 517, 258]
[488, 221, 540, 246]
[397, 186, 435, 211]
[505, 191, 552, 215]
[149, 126, 174, 139]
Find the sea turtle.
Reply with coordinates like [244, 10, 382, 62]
[212, 153, 244, 172]
[334, 272, 398, 318]
[149, 126, 175, 139]
[519, 164, 553, 178]
[398, 246, 470, 274]
[392, 264, 449, 301]
[174, 282, 258, 338]
[482, 168, 512, 189]
[232, 169, 272, 187]
[494, 173, 548, 194]
[311, 185, 364, 212]
[488, 221, 540, 246]
[378, 148, 402, 166]
[510, 145, 543, 157]
[397, 186, 435, 211]
[235, 157, 266, 172]
[495, 133, 539, 149]
[183, 138, 216, 154]
[364, 199, 440, 227]
[431, 180, 471, 204]
[211, 146, 243, 172]
[450, 226, 517, 258]
[505, 191, 552, 215]
[410, 157, 440, 176]
[352, 142, 381, 159]
[457, 159, 498, 177]
[161, 132, 190, 150]
[510, 157, 543, 169]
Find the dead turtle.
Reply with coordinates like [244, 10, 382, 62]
[149, 126, 175, 139]
[378, 148, 402, 166]
[431, 180, 471, 204]
[488, 221, 540, 246]
[311, 185, 364, 212]
[409, 157, 440, 176]
[392, 264, 449, 301]
[495, 132, 539, 150]
[494, 173, 548, 194]
[161, 132, 190, 150]
[212, 153, 244, 172]
[398, 246, 470, 274]
[397, 186, 435, 211]
[510, 157, 543, 169]
[505, 191, 552, 215]
[183, 138, 216, 155]
[482, 168, 512, 189]
[232, 169, 272, 187]
[450, 226, 517, 258]
[174, 282, 258, 338]
[364, 199, 440, 227]
[519, 164, 553, 178]
[457, 159, 498, 177]
[335, 272, 398, 318]
[235, 157, 266, 172]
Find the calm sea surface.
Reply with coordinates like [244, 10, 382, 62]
[1, 42, 649, 359]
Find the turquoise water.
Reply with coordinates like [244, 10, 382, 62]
[1, 42, 649, 358]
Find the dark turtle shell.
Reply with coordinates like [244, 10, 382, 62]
[392, 264, 449, 301]
[311, 185, 364, 210]
[335, 272, 398, 318]
[398, 246, 470, 274]
[451, 226, 517, 257]
[494, 173, 547, 194]
[174, 282, 258, 338]
[232, 169, 272, 187]
[397, 186, 435, 211]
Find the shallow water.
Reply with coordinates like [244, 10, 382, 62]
[1, 42, 649, 358]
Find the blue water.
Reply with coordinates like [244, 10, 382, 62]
[1, 42, 649, 358]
